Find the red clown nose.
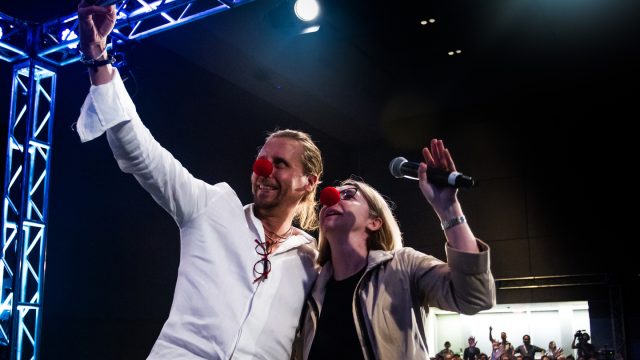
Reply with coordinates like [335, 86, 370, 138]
[253, 158, 273, 177]
[320, 187, 341, 207]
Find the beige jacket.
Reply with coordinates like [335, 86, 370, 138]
[293, 241, 495, 360]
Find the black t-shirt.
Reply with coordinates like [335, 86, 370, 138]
[577, 342, 597, 358]
[464, 346, 481, 360]
[308, 267, 366, 360]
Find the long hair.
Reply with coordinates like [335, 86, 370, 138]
[265, 129, 323, 231]
[317, 178, 403, 265]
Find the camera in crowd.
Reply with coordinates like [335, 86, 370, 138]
[574, 330, 588, 339]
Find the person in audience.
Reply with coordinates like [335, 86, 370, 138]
[437, 341, 455, 359]
[547, 340, 565, 360]
[490, 326, 513, 360]
[514, 334, 545, 358]
[572, 331, 597, 359]
[464, 336, 481, 360]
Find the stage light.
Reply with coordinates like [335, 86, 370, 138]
[294, 0, 319, 22]
[266, 0, 322, 35]
[60, 28, 78, 49]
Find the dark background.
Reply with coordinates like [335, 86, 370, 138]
[1, 0, 639, 358]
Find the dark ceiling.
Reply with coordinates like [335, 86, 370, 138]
[152, 0, 640, 145]
[3, 0, 638, 145]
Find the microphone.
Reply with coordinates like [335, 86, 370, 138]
[389, 157, 477, 188]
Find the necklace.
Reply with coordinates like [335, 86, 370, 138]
[264, 226, 293, 240]
[264, 226, 293, 251]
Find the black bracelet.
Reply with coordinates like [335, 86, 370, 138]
[80, 53, 116, 70]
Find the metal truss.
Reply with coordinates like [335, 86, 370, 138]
[0, 13, 30, 63]
[1, 1, 255, 358]
[1, 0, 254, 67]
[2, 60, 56, 360]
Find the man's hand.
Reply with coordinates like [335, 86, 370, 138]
[77, 1, 117, 58]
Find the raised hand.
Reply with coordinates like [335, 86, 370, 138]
[77, 1, 117, 58]
[418, 139, 459, 212]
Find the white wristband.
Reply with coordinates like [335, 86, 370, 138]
[441, 215, 466, 230]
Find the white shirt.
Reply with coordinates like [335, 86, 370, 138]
[78, 70, 319, 359]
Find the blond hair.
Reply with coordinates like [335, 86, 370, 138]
[317, 178, 403, 265]
[266, 129, 323, 231]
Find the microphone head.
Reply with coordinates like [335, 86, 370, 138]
[319, 187, 340, 207]
[253, 158, 273, 177]
[389, 157, 408, 178]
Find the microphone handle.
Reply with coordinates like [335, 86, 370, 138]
[400, 162, 477, 188]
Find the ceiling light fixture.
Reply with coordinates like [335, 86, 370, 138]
[267, 0, 322, 35]
[294, 0, 320, 22]
[420, 19, 436, 26]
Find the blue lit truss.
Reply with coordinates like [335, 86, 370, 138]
[1, 0, 254, 67]
[1, 1, 254, 358]
[1, 60, 55, 360]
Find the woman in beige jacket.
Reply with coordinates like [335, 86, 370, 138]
[293, 139, 496, 360]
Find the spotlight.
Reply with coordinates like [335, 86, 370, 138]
[266, 0, 321, 35]
[294, 0, 319, 22]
